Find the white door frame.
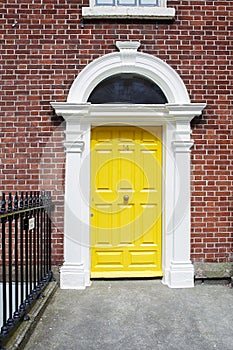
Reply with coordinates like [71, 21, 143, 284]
[51, 42, 206, 289]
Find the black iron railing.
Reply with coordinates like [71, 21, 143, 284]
[0, 191, 54, 349]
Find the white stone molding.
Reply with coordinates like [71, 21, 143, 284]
[51, 102, 206, 289]
[67, 41, 190, 105]
[116, 41, 141, 52]
[51, 41, 206, 289]
[64, 140, 85, 153]
[168, 137, 194, 288]
[64, 125, 85, 154]
[116, 41, 141, 66]
[57, 110, 91, 289]
[52, 103, 205, 126]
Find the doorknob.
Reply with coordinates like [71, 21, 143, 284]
[123, 195, 129, 202]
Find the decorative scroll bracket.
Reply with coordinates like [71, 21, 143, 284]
[116, 41, 140, 66]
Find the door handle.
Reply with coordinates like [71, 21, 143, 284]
[123, 195, 129, 202]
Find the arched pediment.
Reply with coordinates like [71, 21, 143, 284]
[67, 41, 190, 104]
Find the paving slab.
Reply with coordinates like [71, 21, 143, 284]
[23, 279, 233, 350]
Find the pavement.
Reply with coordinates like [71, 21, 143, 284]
[23, 279, 233, 350]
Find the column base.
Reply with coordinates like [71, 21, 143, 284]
[161, 268, 170, 287]
[60, 263, 91, 290]
[165, 261, 194, 288]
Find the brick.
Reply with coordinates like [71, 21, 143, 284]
[1, 0, 233, 264]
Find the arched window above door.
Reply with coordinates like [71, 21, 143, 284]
[67, 41, 191, 104]
[88, 74, 168, 104]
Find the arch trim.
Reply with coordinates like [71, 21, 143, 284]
[67, 41, 190, 104]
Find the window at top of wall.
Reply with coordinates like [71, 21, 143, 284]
[82, 0, 175, 19]
[96, 0, 158, 5]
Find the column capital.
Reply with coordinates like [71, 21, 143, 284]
[172, 140, 194, 153]
[64, 140, 85, 153]
[64, 129, 85, 153]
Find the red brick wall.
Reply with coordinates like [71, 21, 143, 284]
[1, 0, 233, 265]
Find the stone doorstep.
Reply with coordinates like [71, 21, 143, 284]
[4, 281, 58, 350]
[194, 262, 233, 279]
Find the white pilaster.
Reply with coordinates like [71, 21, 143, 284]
[167, 121, 194, 288]
[59, 111, 91, 289]
[161, 123, 175, 286]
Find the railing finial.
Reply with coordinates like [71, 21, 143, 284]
[1, 193, 6, 213]
[20, 192, 24, 209]
[14, 192, 19, 211]
[24, 192, 28, 209]
[29, 191, 33, 208]
[8, 193, 13, 213]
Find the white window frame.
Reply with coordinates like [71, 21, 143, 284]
[95, 0, 158, 6]
[82, 0, 175, 19]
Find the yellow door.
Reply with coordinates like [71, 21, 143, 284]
[91, 126, 162, 278]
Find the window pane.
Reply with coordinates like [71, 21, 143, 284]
[118, 0, 137, 5]
[88, 74, 168, 104]
[139, 0, 158, 5]
[96, 0, 115, 5]
[95, 0, 159, 5]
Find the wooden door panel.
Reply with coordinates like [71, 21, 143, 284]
[91, 126, 162, 277]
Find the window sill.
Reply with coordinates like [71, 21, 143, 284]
[82, 6, 175, 20]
